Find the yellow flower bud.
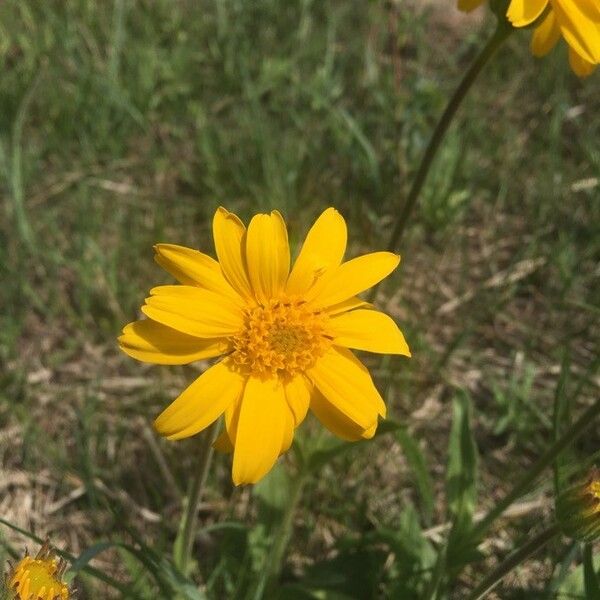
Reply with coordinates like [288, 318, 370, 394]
[555, 468, 600, 543]
[5, 540, 70, 600]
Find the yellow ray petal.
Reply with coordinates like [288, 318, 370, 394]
[119, 319, 229, 364]
[308, 346, 385, 430]
[306, 252, 400, 309]
[284, 374, 312, 425]
[310, 390, 378, 441]
[568, 46, 596, 76]
[552, 0, 600, 64]
[246, 211, 290, 303]
[559, 0, 600, 22]
[212, 207, 254, 301]
[232, 376, 286, 485]
[327, 309, 411, 356]
[286, 207, 347, 296]
[531, 9, 562, 56]
[281, 408, 295, 454]
[324, 296, 372, 316]
[213, 396, 242, 454]
[142, 285, 243, 338]
[154, 359, 245, 440]
[457, 0, 486, 12]
[154, 243, 243, 303]
[507, 0, 548, 27]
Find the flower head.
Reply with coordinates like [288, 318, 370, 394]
[6, 541, 69, 600]
[459, 0, 600, 76]
[119, 207, 410, 485]
[555, 468, 600, 542]
[508, 0, 600, 77]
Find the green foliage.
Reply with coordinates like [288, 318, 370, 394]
[0, 0, 599, 598]
[583, 545, 600, 600]
[395, 426, 435, 525]
[446, 391, 478, 524]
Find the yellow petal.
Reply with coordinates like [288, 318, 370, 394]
[212, 207, 254, 301]
[214, 396, 243, 454]
[280, 408, 295, 454]
[284, 374, 312, 425]
[457, 0, 486, 12]
[324, 296, 372, 316]
[306, 252, 400, 309]
[568, 46, 596, 76]
[310, 390, 378, 441]
[286, 207, 347, 296]
[119, 319, 229, 364]
[531, 10, 562, 56]
[552, 0, 600, 64]
[142, 285, 243, 338]
[327, 309, 411, 356]
[507, 0, 548, 27]
[246, 211, 290, 303]
[232, 376, 286, 485]
[154, 243, 243, 304]
[308, 347, 385, 430]
[154, 359, 245, 440]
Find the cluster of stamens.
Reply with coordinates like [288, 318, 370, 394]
[231, 298, 330, 377]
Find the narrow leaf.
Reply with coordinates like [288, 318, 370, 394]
[396, 426, 435, 524]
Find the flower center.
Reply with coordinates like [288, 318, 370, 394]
[232, 298, 330, 377]
[10, 557, 69, 600]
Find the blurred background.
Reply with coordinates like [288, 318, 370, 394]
[0, 0, 599, 598]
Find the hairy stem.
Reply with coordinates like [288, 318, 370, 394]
[472, 397, 600, 541]
[466, 524, 561, 600]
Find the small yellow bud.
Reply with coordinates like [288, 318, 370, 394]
[5, 540, 70, 600]
[555, 468, 600, 543]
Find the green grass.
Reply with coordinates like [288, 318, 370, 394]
[0, 0, 599, 598]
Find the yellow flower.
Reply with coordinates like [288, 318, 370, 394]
[119, 207, 410, 485]
[508, 0, 600, 76]
[555, 468, 600, 542]
[6, 541, 69, 600]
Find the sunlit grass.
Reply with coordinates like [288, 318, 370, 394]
[0, 0, 598, 598]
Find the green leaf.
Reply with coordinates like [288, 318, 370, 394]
[584, 544, 600, 600]
[253, 461, 292, 515]
[557, 546, 600, 599]
[395, 426, 435, 524]
[553, 352, 574, 496]
[446, 390, 478, 522]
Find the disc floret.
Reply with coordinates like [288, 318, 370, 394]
[232, 298, 330, 377]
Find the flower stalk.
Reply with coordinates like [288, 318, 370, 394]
[269, 470, 306, 583]
[174, 421, 219, 576]
[466, 523, 561, 600]
[471, 397, 600, 542]
[386, 24, 511, 254]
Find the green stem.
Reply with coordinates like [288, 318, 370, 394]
[262, 470, 307, 596]
[174, 421, 219, 576]
[466, 524, 561, 600]
[472, 397, 600, 542]
[386, 24, 511, 255]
